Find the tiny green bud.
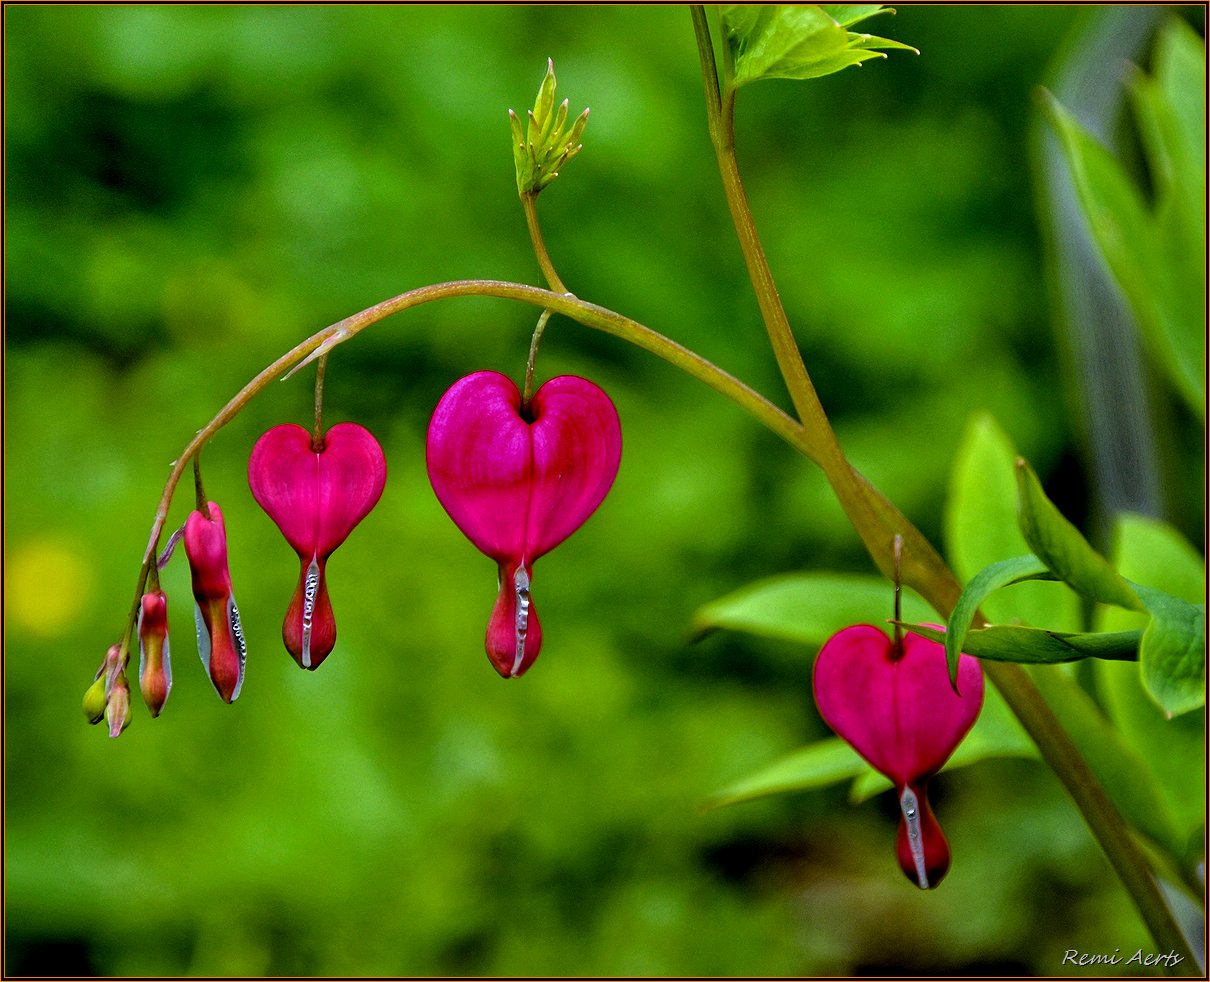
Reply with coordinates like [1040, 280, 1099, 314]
[509, 59, 589, 196]
[82, 675, 107, 725]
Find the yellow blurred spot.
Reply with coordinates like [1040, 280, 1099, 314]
[5, 540, 94, 637]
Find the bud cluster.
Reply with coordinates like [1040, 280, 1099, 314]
[509, 58, 589, 196]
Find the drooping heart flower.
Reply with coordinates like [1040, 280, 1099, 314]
[184, 501, 247, 702]
[137, 588, 172, 716]
[248, 422, 387, 670]
[426, 370, 622, 678]
[813, 624, 983, 889]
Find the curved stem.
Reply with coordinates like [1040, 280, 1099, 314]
[522, 308, 553, 408]
[521, 191, 568, 295]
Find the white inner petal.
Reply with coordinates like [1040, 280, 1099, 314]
[511, 565, 531, 677]
[899, 785, 930, 890]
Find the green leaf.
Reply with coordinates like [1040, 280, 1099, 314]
[818, 5, 887, 29]
[1040, 79, 1205, 415]
[720, 4, 915, 89]
[1015, 457, 1143, 611]
[1095, 514, 1205, 861]
[1133, 583, 1205, 717]
[944, 413, 1081, 630]
[691, 572, 934, 646]
[703, 738, 867, 810]
[909, 621, 1141, 665]
[940, 553, 1056, 680]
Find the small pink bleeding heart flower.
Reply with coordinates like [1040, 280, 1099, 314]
[426, 370, 622, 678]
[183, 501, 246, 702]
[248, 422, 387, 671]
[813, 624, 984, 889]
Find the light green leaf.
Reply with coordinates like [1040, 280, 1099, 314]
[1133, 583, 1206, 717]
[691, 572, 934, 646]
[1015, 457, 1143, 611]
[1041, 78, 1205, 415]
[702, 738, 867, 810]
[944, 413, 1081, 630]
[939, 553, 1056, 680]
[720, 4, 915, 89]
[818, 5, 887, 29]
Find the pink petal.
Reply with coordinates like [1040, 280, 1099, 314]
[527, 375, 623, 558]
[426, 372, 537, 562]
[812, 624, 983, 786]
[426, 371, 621, 563]
[248, 422, 387, 560]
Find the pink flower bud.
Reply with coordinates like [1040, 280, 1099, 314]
[813, 624, 983, 889]
[137, 589, 172, 717]
[248, 422, 387, 670]
[106, 670, 132, 738]
[183, 502, 246, 702]
[426, 371, 621, 677]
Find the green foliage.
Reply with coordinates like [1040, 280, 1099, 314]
[1016, 457, 1144, 611]
[3, 4, 1201, 976]
[719, 4, 915, 88]
[1132, 583, 1206, 718]
[932, 453, 1205, 714]
[1041, 17, 1206, 416]
[691, 572, 933, 645]
[1096, 514, 1205, 863]
[1027, 667, 1187, 873]
[944, 413, 1081, 631]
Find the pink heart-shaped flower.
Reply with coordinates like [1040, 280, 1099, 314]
[426, 371, 621, 677]
[813, 624, 984, 888]
[249, 422, 387, 670]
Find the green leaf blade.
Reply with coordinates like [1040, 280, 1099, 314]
[703, 738, 868, 810]
[1133, 583, 1206, 717]
[720, 4, 914, 88]
[692, 571, 934, 647]
[940, 554, 1055, 681]
[1015, 457, 1144, 611]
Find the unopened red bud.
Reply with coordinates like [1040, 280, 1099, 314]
[183, 502, 246, 702]
[137, 589, 172, 717]
[106, 672, 132, 738]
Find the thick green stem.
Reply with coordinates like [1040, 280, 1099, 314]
[690, 5, 1192, 966]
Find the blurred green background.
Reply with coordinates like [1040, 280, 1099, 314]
[5, 5, 1203, 976]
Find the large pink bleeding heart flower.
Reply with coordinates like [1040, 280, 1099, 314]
[426, 370, 622, 678]
[813, 624, 983, 889]
[248, 422, 387, 670]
